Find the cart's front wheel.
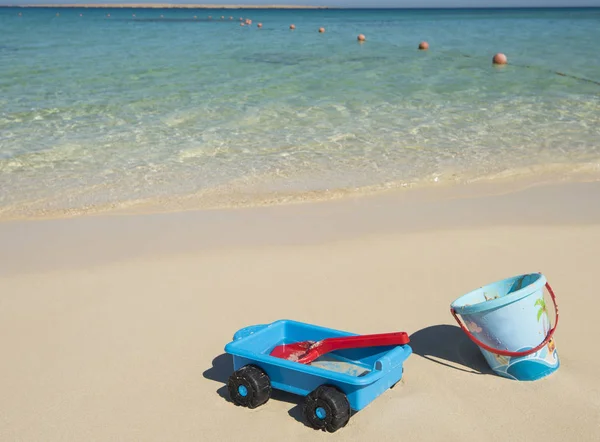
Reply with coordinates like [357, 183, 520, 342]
[303, 385, 350, 433]
[227, 365, 271, 409]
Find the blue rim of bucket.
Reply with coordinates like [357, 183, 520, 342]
[451, 273, 547, 315]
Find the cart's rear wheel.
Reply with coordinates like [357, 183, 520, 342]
[227, 364, 271, 409]
[303, 385, 350, 433]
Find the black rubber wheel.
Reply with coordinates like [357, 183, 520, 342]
[303, 385, 351, 433]
[227, 365, 271, 409]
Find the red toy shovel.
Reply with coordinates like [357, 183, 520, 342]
[269, 332, 410, 364]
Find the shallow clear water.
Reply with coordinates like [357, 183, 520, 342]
[1, 7, 599, 218]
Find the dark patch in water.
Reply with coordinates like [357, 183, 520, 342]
[241, 53, 386, 66]
[241, 53, 314, 66]
[344, 56, 387, 63]
[111, 18, 224, 23]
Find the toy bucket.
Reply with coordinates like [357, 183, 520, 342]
[450, 273, 559, 381]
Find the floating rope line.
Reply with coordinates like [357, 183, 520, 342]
[511, 63, 600, 87]
[442, 49, 600, 87]
[446, 50, 600, 87]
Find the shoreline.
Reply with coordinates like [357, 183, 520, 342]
[1, 169, 599, 223]
[2, 179, 600, 277]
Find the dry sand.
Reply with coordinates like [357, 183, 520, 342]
[1, 181, 599, 441]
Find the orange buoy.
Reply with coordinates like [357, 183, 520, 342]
[240, 23, 245, 26]
[319, 27, 325, 33]
[257, 23, 263, 28]
[493, 53, 508, 65]
[290, 24, 296, 30]
[418, 41, 429, 50]
[357, 34, 366, 42]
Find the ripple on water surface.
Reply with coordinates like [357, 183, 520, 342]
[1, 8, 599, 218]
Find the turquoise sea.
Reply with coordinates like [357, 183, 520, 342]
[1, 7, 599, 218]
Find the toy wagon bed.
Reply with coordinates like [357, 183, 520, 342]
[224, 319, 412, 433]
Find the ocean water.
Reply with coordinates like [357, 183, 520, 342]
[1, 7, 599, 219]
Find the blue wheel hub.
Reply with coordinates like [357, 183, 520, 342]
[238, 385, 248, 397]
[315, 407, 327, 420]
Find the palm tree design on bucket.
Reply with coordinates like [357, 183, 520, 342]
[535, 298, 549, 334]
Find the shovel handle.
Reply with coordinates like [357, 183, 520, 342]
[319, 332, 410, 353]
[451, 282, 559, 358]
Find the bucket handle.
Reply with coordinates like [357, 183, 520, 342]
[450, 282, 559, 358]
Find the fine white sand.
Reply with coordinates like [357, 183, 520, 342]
[1, 181, 599, 441]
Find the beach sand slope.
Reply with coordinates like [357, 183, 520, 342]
[1, 182, 599, 441]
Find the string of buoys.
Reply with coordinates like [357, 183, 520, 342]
[12, 12, 600, 87]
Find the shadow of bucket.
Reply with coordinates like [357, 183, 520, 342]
[450, 272, 559, 381]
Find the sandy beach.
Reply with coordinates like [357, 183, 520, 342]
[1, 180, 599, 441]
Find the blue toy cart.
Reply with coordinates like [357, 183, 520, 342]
[224, 319, 412, 433]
